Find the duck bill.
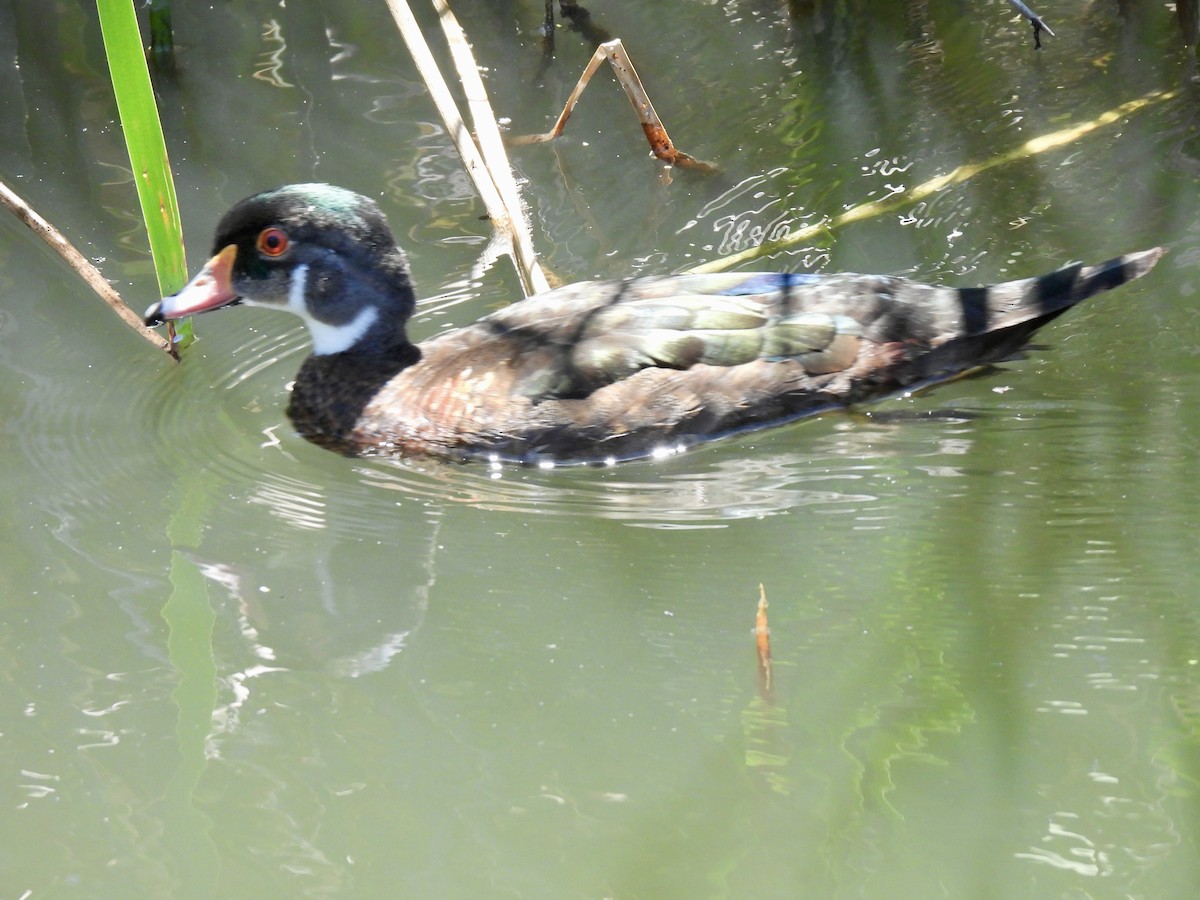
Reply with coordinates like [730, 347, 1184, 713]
[156, 244, 240, 320]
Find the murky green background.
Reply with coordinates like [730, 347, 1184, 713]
[3, 1, 1200, 896]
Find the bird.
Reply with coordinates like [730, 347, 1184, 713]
[144, 183, 1163, 466]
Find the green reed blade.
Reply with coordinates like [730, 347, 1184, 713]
[96, 0, 192, 343]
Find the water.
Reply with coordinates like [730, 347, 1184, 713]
[2, 0, 1200, 896]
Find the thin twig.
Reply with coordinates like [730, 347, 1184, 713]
[0, 177, 173, 355]
[385, 0, 549, 296]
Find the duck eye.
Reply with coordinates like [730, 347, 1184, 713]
[256, 227, 290, 257]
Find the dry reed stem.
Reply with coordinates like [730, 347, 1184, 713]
[386, 0, 550, 296]
[432, 0, 550, 294]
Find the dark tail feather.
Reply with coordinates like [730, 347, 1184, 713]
[1058, 246, 1164, 307]
[913, 247, 1164, 384]
[963, 246, 1165, 333]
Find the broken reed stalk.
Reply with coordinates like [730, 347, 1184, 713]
[512, 38, 718, 174]
[686, 85, 1180, 274]
[386, 0, 550, 296]
[0, 178, 171, 354]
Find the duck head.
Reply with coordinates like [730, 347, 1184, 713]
[145, 184, 418, 355]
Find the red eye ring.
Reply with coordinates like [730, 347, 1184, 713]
[256, 227, 290, 257]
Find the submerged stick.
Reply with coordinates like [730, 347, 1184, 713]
[0, 178, 172, 354]
[386, 0, 549, 297]
[742, 582, 790, 793]
[686, 86, 1179, 274]
[512, 38, 718, 174]
[756, 583, 772, 697]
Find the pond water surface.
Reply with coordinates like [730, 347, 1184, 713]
[2, 1, 1200, 896]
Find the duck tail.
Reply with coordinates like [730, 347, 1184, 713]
[1051, 246, 1164, 309]
[905, 248, 1164, 385]
[964, 247, 1165, 334]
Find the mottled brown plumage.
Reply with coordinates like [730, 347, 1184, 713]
[145, 185, 1164, 465]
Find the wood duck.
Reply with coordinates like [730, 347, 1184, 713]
[145, 184, 1163, 465]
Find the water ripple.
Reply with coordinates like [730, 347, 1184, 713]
[140, 321, 310, 483]
[353, 449, 879, 527]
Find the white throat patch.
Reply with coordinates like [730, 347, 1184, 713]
[246, 263, 379, 355]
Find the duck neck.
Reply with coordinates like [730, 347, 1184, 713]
[287, 339, 421, 453]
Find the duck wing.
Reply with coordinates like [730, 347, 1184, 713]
[477, 250, 1162, 402]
